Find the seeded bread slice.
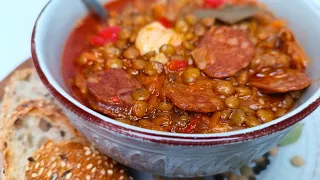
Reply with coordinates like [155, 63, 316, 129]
[0, 100, 81, 180]
[25, 140, 132, 180]
[0, 69, 53, 122]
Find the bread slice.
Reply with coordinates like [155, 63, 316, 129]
[0, 100, 81, 180]
[25, 140, 132, 180]
[0, 69, 53, 122]
[0, 68, 55, 180]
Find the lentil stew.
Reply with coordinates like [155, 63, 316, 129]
[62, 0, 311, 134]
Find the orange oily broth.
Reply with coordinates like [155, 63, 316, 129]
[62, 0, 311, 134]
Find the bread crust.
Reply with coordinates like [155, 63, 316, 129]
[0, 69, 53, 125]
[0, 100, 81, 180]
[25, 140, 132, 180]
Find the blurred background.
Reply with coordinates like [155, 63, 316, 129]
[0, 0, 48, 79]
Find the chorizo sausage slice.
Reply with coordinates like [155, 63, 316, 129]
[279, 28, 308, 72]
[164, 83, 224, 113]
[87, 69, 142, 118]
[191, 27, 255, 79]
[249, 69, 311, 94]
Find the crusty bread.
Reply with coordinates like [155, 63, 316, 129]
[0, 69, 53, 122]
[1, 100, 81, 180]
[0, 69, 54, 180]
[25, 140, 132, 180]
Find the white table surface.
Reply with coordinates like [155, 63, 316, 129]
[0, 0, 49, 80]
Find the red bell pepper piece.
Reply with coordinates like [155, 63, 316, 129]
[98, 26, 121, 42]
[167, 60, 188, 71]
[90, 26, 121, 46]
[158, 17, 173, 28]
[183, 116, 202, 134]
[111, 96, 121, 103]
[90, 36, 106, 46]
[204, 0, 226, 8]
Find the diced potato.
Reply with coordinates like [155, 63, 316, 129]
[135, 22, 182, 55]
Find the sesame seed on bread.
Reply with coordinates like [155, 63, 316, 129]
[25, 140, 132, 180]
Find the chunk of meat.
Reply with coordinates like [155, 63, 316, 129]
[87, 69, 142, 118]
[164, 83, 224, 113]
[192, 27, 255, 79]
[249, 69, 311, 94]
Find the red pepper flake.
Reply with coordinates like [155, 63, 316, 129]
[98, 26, 121, 42]
[167, 60, 188, 71]
[111, 96, 121, 103]
[183, 116, 202, 134]
[204, 0, 226, 8]
[157, 17, 173, 28]
[90, 36, 106, 46]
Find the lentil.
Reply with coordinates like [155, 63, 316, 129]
[142, 51, 156, 60]
[184, 32, 196, 41]
[183, 67, 201, 83]
[133, 59, 147, 70]
[231, 109, 246, 126]
[157, 102, 174, 112]
[183, 41, 195, 50]
[160, 44, 175, 56]
[132, 101, 148, 118]
[106, 58, 123, 69]
[123, 46, 140, 59]
[175, 20, 189, 33]
[237, 69, 249, 85]
[144, 62, 158, 76]
[216, 81, 235, 96]
[257, 109, 275, 123]
[275, 108, 287, 117]
[235, 87, 252, 97]
[105, 46, 121, 58]
[245, 116, 261, 127]
[290, 156, 305, 167]
[225, 96, 240, 109]
[131, 88, 151, 101]
[185, 14, 198, 25]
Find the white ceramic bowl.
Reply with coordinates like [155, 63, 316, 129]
[31, 0, 320, 177]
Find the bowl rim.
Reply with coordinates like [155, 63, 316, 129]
[31, 0, 320, 146]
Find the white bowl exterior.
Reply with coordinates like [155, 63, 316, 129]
[62, 106, 290, 177]
[33, 0, 320, 177]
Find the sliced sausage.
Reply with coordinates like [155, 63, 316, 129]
[191, 27, 255, 79]
[281, 41, 308, 72]
[249, 69, 311, 94]
[279, 28, 308, 71]
[164, 83, 224, 113]
[87, 69, 142, 118]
